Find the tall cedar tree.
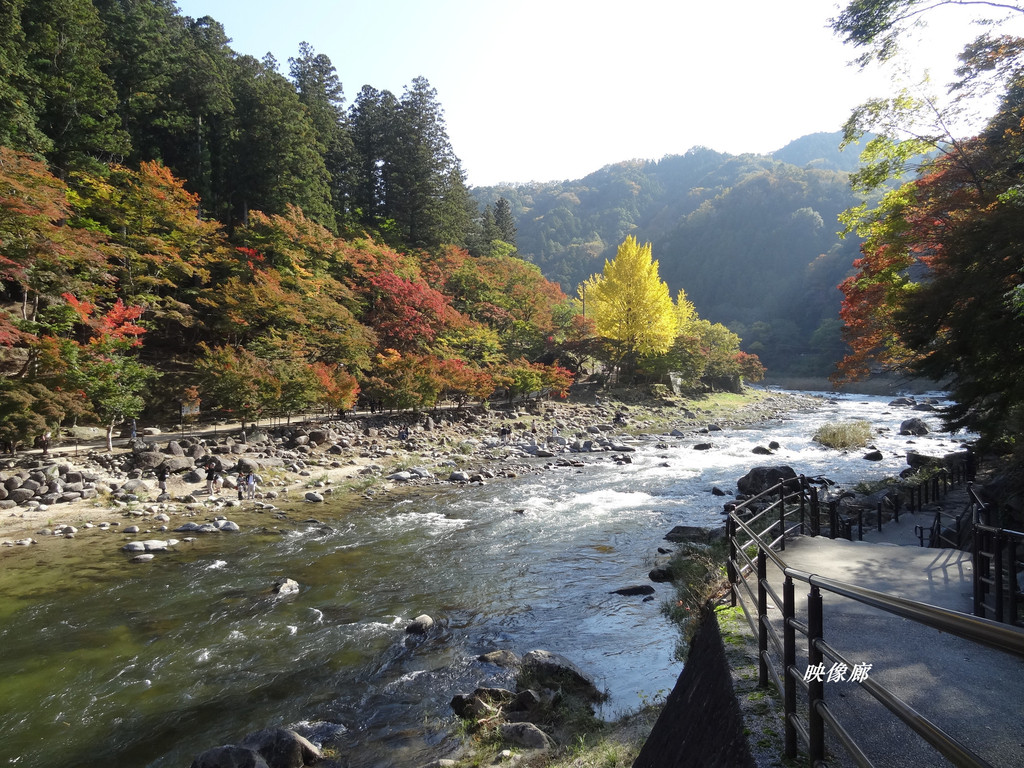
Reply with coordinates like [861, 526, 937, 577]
[289, 42, 357, 229]
[0, 0, 51, 154]
[225, 54, 334, 231]
[21, 0, 130, 172]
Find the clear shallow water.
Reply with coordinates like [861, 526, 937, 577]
[0, 391, 970, 768]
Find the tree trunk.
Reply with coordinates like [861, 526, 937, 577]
[106, 420, 115, 453]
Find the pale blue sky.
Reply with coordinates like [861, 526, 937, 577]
[171, 0, 1016, 187]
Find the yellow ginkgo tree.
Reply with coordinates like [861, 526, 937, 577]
[580, 236, 677, 380]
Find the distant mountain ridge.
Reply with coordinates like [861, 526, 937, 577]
[471, 132, 864, 375]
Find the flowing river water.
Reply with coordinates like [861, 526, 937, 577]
[0, 391, 971, 768]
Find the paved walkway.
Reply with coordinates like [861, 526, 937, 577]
[756, 494, 1024, 767]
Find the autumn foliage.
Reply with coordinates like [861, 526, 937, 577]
[0, 151, 581, 439]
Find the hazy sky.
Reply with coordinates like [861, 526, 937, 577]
[171, 0, 1015, 187]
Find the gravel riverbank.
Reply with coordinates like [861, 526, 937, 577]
[0, 387, 822, 546]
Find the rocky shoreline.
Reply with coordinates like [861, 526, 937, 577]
[0, 388, 822, 548]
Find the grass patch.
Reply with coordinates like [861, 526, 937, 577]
[852, 475, 900, 495]
[661, 541, 730, 658]
[812, 420, 872, 449]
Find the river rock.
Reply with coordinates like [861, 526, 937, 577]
[130, 553, 156, 563]
[387, 471, 413, 481]
[664, 524, 725, 544]
[736, 466, 798, 496]
[499, 722, 553, 750]
[863, 449, 884, 461]
[406, 614, 434, 634]
[900, 417, 930, 436]
[649, 567, 674, 582]
[238, 727, 322, 768]
[520, 650, 603, 701]
[906, 450, 961, 471]
[273, 578, 300, 596]
[304, 492, 324, 503]
[133, 451, 166, 470]
[478, 649, 520, 667]
[190, 745, 271, 768]
[235, 457, 261, 474]
[8, 488, 34, 504]
[451, 693, 494, 719]
[611, 584, 656, 596]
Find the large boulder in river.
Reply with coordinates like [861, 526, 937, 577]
[239, 727, 322, 768]
[406, 614, 434, 634]
[520, 650, 604, 702]
[664, 525, 725, 544]
[190, 745, 270, 768]
[899, 417, 930, 436]
[736, 466, 798, 496]
[906, 450, 967, 472]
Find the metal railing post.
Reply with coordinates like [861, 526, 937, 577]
[727, 512, 737, 608]
[798, 476, 807, 535]
[783, 575, 797, 758]
[995, 534, 1005, 624]
[974, 526, 987, 617]
[758, 548, 769, 687]
[779, 499, 787, 551]
[810, 486, 820, 537]
[1010, 538, 1021, 626]
[808, 585, 825, 765]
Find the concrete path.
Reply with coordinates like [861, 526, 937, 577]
[756, 502, 1024, 768]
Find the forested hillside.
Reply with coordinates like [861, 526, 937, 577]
[0, 0, 773, 452]
[473, 135, 866, 375]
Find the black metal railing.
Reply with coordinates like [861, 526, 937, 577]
[727, 476, 1024, 767]
[903, 461, 972, 548]
[970, 483, 1024, 626]
[904, 460, 972, 512]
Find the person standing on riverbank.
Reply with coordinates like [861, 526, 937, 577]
[205, 461, 218, 495]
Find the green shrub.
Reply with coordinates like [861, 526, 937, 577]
[813, 420, 872, 449]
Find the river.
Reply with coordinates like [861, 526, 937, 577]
[0, 391, 970, 768]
